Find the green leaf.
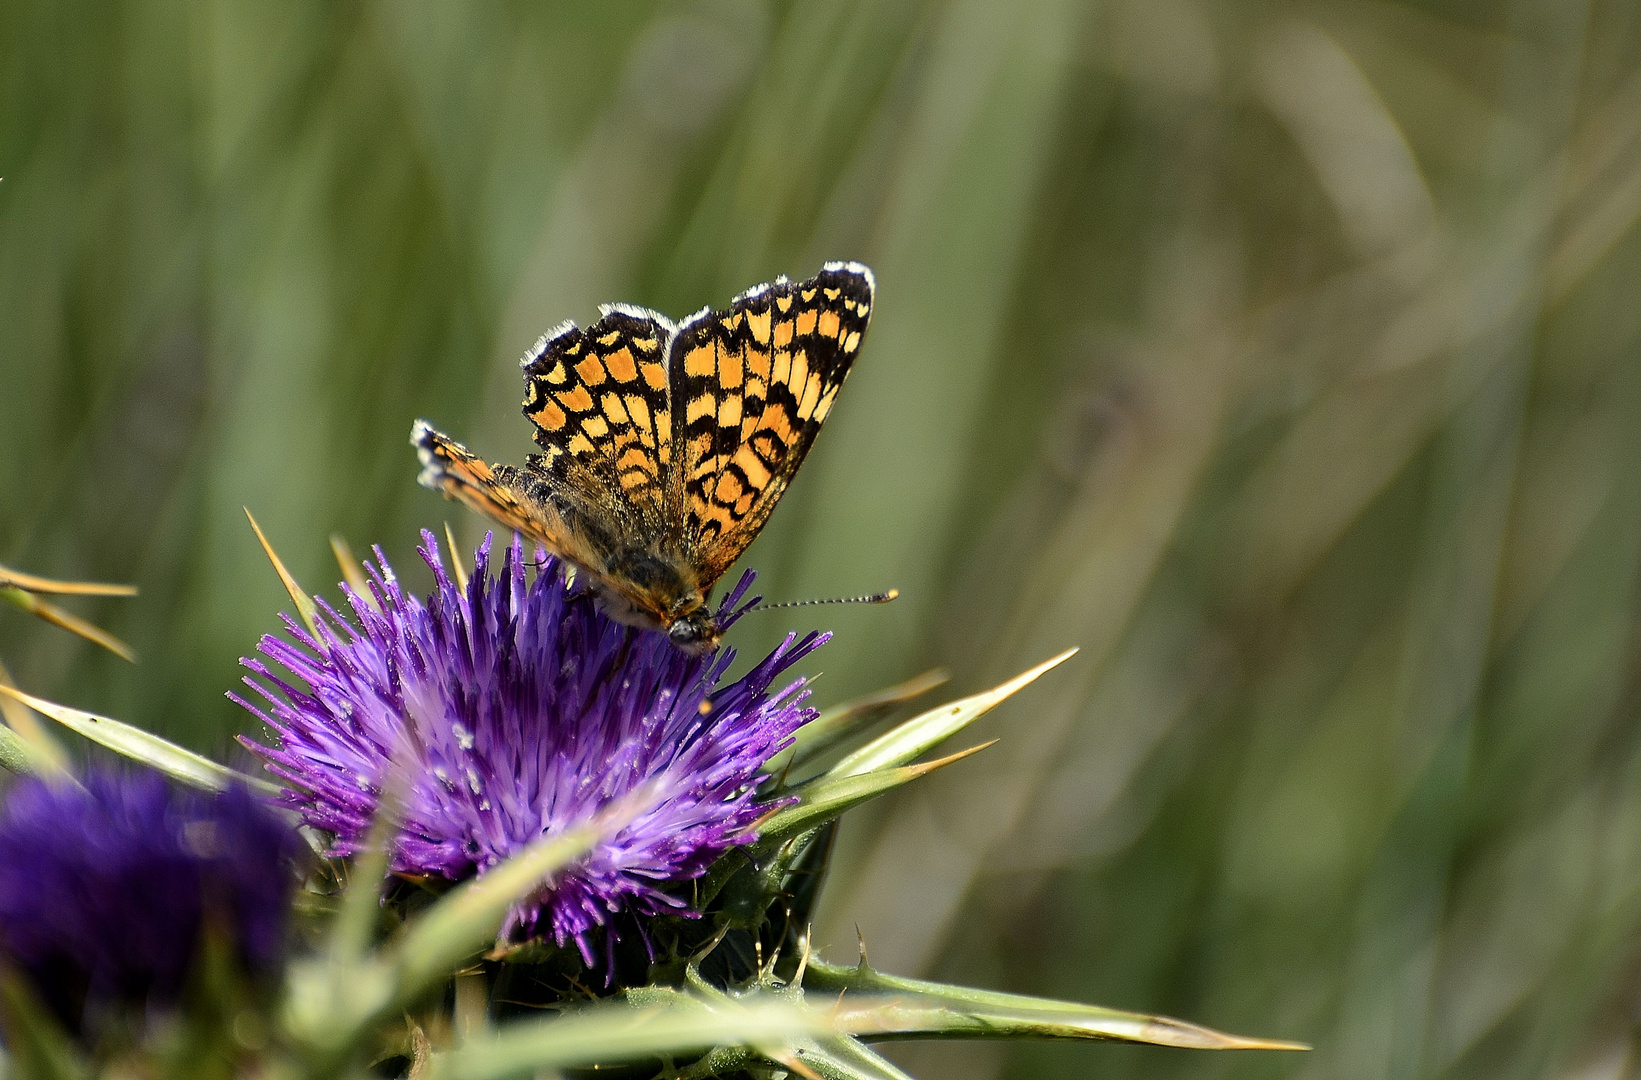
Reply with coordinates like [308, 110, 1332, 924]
[826, 649, 1077, 779]
[803, 960, 1309, 1050]
[701, 743, 994, 920]
[768, 667, 949, 775]
[430, 994, 831, 1080]
[288, 819, 605, 1056]
[387, 823, 601, 1001]
[0, 684, 278, 795]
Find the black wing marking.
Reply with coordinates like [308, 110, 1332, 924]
[666, 262, 873, 583]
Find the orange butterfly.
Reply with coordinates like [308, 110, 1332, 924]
[413, 262, 873, 652]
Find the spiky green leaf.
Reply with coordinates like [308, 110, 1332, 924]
[758, 742, 994, 846]
[826, 650, 1076, 779]
[802, 960, 1308, 1050]
[430, 995, 830, 1080]
[0, 685, 277, 795]
[770, 668, 949, 775]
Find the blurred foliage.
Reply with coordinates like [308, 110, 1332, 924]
[5, 0, 1641, 1078]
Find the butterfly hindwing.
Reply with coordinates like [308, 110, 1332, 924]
[667, 261, 873, 582]
[411, 421, 593, 564]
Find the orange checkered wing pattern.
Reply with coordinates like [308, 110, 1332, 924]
[668, 262, 873, 583]
[518, 305, 678, 555]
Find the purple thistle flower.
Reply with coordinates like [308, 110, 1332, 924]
[0, 769, 301, 1036]
[234, 531, 824, 966]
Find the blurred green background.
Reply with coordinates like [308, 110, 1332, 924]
[7, 0, 1641, 1076]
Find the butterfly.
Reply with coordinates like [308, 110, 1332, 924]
[412, 261, 874, 653]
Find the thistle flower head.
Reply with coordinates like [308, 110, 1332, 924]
[236, 532, 823, 965]
[0, 769, 300, 1036]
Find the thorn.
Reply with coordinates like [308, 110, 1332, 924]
[855, 924, 870, 971]
[1, 587, 137, 662]
[688, 922, 731, 967]
[244, 508, 318, 636]
[908, 739, 999, 776]
[0, 564, 137, 597]
[733, 803, 784, 841]
[407, 1021, 432, 1079]
[444, 522, 469, 591]
[329, 534, 377, 610]
[794, 927, 812, 985]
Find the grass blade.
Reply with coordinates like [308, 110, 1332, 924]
[0, 972, 91, 1080]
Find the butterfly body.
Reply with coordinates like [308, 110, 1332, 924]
[414, 262, 874, 653]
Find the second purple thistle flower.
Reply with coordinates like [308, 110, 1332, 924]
[234, 531, 825, 964]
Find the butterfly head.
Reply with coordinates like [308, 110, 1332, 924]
[590, 551, 723, 654]
[665, 603, 721, 655]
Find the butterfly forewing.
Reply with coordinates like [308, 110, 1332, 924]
[668, 262, 873, 582]
[519, 306, 677, 545]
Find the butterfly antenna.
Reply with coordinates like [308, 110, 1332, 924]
[746, 589, 899, 613]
